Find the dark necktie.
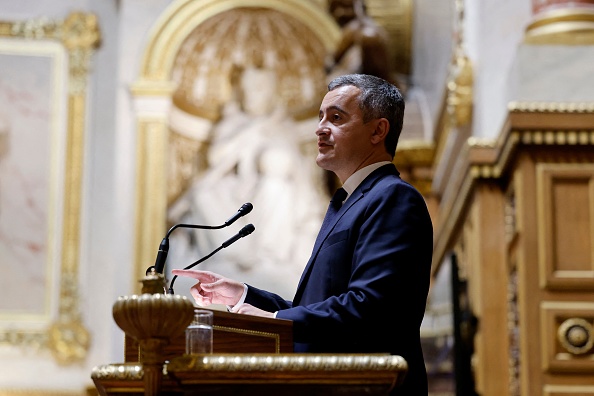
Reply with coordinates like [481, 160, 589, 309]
[330, 187, 348, 210]
[296, 187, 348, 293]
[318, 188, 347, 236]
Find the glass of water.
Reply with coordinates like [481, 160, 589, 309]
[185, 309, 213, 354]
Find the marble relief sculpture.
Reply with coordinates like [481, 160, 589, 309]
[160, 7, 335, 299]
[167, 66, 326, 297]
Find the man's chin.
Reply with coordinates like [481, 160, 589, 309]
[315, 156, 333, 171]
[315, 155, 326, 167]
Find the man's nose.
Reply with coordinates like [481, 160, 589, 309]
[316, 121, 330, 136]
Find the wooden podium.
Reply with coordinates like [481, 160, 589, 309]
[92, 279, 407, 395]
[123, 308, 294, 362]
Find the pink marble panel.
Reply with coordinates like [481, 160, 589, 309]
[0, 52, 54, 317]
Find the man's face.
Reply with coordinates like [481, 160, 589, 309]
[316, 85, 376, 182]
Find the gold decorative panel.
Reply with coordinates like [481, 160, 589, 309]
[0, 13, 99, 365]
[541, 301, 594, 373]
[537, 164, 594, 290]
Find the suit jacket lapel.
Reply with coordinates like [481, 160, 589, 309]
[293, 164, 399, 304]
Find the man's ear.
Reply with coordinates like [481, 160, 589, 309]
[370, 118, 390, 144]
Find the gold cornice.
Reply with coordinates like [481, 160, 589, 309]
[432, 109, 594, 273]
[518, 129, 594, 145]
[525, 7, 594, 45]
[509, 101, 594, 113]
[394, 140, 435, 166]
[92, 354, 408, 392]
[467, 136, 496, 148]
[167, 353, 407, 374]
[92, 363, 144, 381]
[130, 80, 177, 96]
[393, 140, 435, 196]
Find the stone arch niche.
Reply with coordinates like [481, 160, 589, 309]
[131, 0, 341, 293]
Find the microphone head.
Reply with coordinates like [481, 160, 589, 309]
[153, 238, 170, 274]
[239, 202, 253, 215]
[224, 203, 254, 226]
[240, 223, 255, 237]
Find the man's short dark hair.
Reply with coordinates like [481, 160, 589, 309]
[328, 74, 404, 158]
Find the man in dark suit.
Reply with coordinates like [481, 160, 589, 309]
[173, 74, 433, 395]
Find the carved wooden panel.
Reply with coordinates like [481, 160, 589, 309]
[537, 164, 594, 290]
[541, 301, 594, 373]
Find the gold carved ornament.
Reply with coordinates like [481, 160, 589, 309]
[446, 0, 473, 128]
[557, 317, 594, 355]
[447, 53, 473, 127]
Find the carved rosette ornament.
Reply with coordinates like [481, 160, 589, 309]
[111, 272, 194, 396]
[557, 318, 594, 355]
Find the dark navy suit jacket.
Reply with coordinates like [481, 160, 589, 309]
[245, 164, 433, 395]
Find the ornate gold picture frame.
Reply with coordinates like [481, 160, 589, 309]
[0, 13, 100, 365]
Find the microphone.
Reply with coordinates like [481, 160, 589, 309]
[168, 223, 256, 294]
[152, 238, 169, 274]
[224, 203, 253, 226]
[148, 203, 253, 275]
[222, 223, 255, 247]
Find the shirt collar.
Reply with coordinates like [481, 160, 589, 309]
[341, 161, 392, 201]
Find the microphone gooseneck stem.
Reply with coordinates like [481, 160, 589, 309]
[148, 203, 253, 275]
[165, 222, 226, 239]
[167, 223, 255, 294]
[168, 246, 224, 294]
[151, 224, 226, 275]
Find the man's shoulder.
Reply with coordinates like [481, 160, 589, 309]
[368, 167, 422, 195]
[369, 178, 425, 206]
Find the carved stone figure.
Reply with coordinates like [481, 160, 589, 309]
[327, 0, 393, 83]
[168, 66, 326, 296]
